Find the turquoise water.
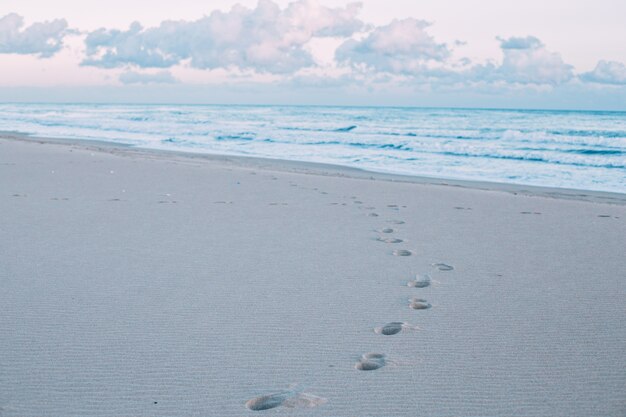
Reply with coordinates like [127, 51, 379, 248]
[1, 103, 624, 193]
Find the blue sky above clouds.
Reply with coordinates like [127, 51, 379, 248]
[0, 0, 625, 109]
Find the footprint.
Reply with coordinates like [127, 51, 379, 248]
[388, 220, 405, 225]
[393, 249, 412, 256]
[368, 213, 379, 217]
[377, 237, 403, 243]
[376, 228, 394, 233]
[409, 298, 432, 310]
[246, 388, 326, 411]
[246, 394, 285, 411]
[597, 214, 611, 218]
[408, 274, 431, 288]
[355, 353, 386, 371]
[375, 322, 418, 336]
[432, 263, 454, 271]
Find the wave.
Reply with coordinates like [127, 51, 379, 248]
[1, 103, 624, 193]
[548, 129, 626, 138]
[215, 134, 255, 141]
[334, 125, 357, 132]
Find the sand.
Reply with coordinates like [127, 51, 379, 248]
[1, 134, 625, 417]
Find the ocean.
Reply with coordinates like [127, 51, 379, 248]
[1, 103, 624, 193]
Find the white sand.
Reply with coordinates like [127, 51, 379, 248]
[1, 135, 625, 417]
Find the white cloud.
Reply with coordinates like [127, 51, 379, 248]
[335, 18, 451, 74]
[498, 35, 543, 50]
[491, 36, 573, 85]
[119, 70, 177, 84]
[580, 60, 626, 85]
[334, 25, 573, 87]
[82, 0, 363, 74]
[0, 13, 68, 57]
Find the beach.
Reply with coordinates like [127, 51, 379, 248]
[1, 134, 625, 417]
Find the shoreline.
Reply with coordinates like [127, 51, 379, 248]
[2, 131, 625, 205]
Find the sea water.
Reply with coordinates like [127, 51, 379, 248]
[0, 103, 624, 193]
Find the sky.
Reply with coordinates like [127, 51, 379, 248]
[1, 0, 625, 109]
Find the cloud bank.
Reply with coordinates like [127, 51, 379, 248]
[82, 0, 363, 73]
[0, 13, 68, 57]
[0, 0, 625, 104]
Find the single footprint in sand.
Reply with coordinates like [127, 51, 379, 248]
[388, 219, 405, 225]
[377, 228, 394, 233]
[393, 249, 412, 256]
[377, 237, 403, 243]
[375, 322, 418, 336]
[355, 353, 386, 371]
[368, 213, 379, 217]
[246, 387, 326, 411]
[409, 298, 432, 310]
[432, 263, 454, 271]
[408, 274, 431, 288]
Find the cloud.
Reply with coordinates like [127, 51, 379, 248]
[491, 36, 573, 85]
[335, 18, 450, 74]
[118, 70, 177, 84]
[580, 60, 626, 85]
[334, 25, 572, 87]
[498, 35, 543, 50]
[0, 13, 68, 57]
[83, 0, 363, 73]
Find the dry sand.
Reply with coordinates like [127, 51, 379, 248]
[1, 135, 625, 417]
